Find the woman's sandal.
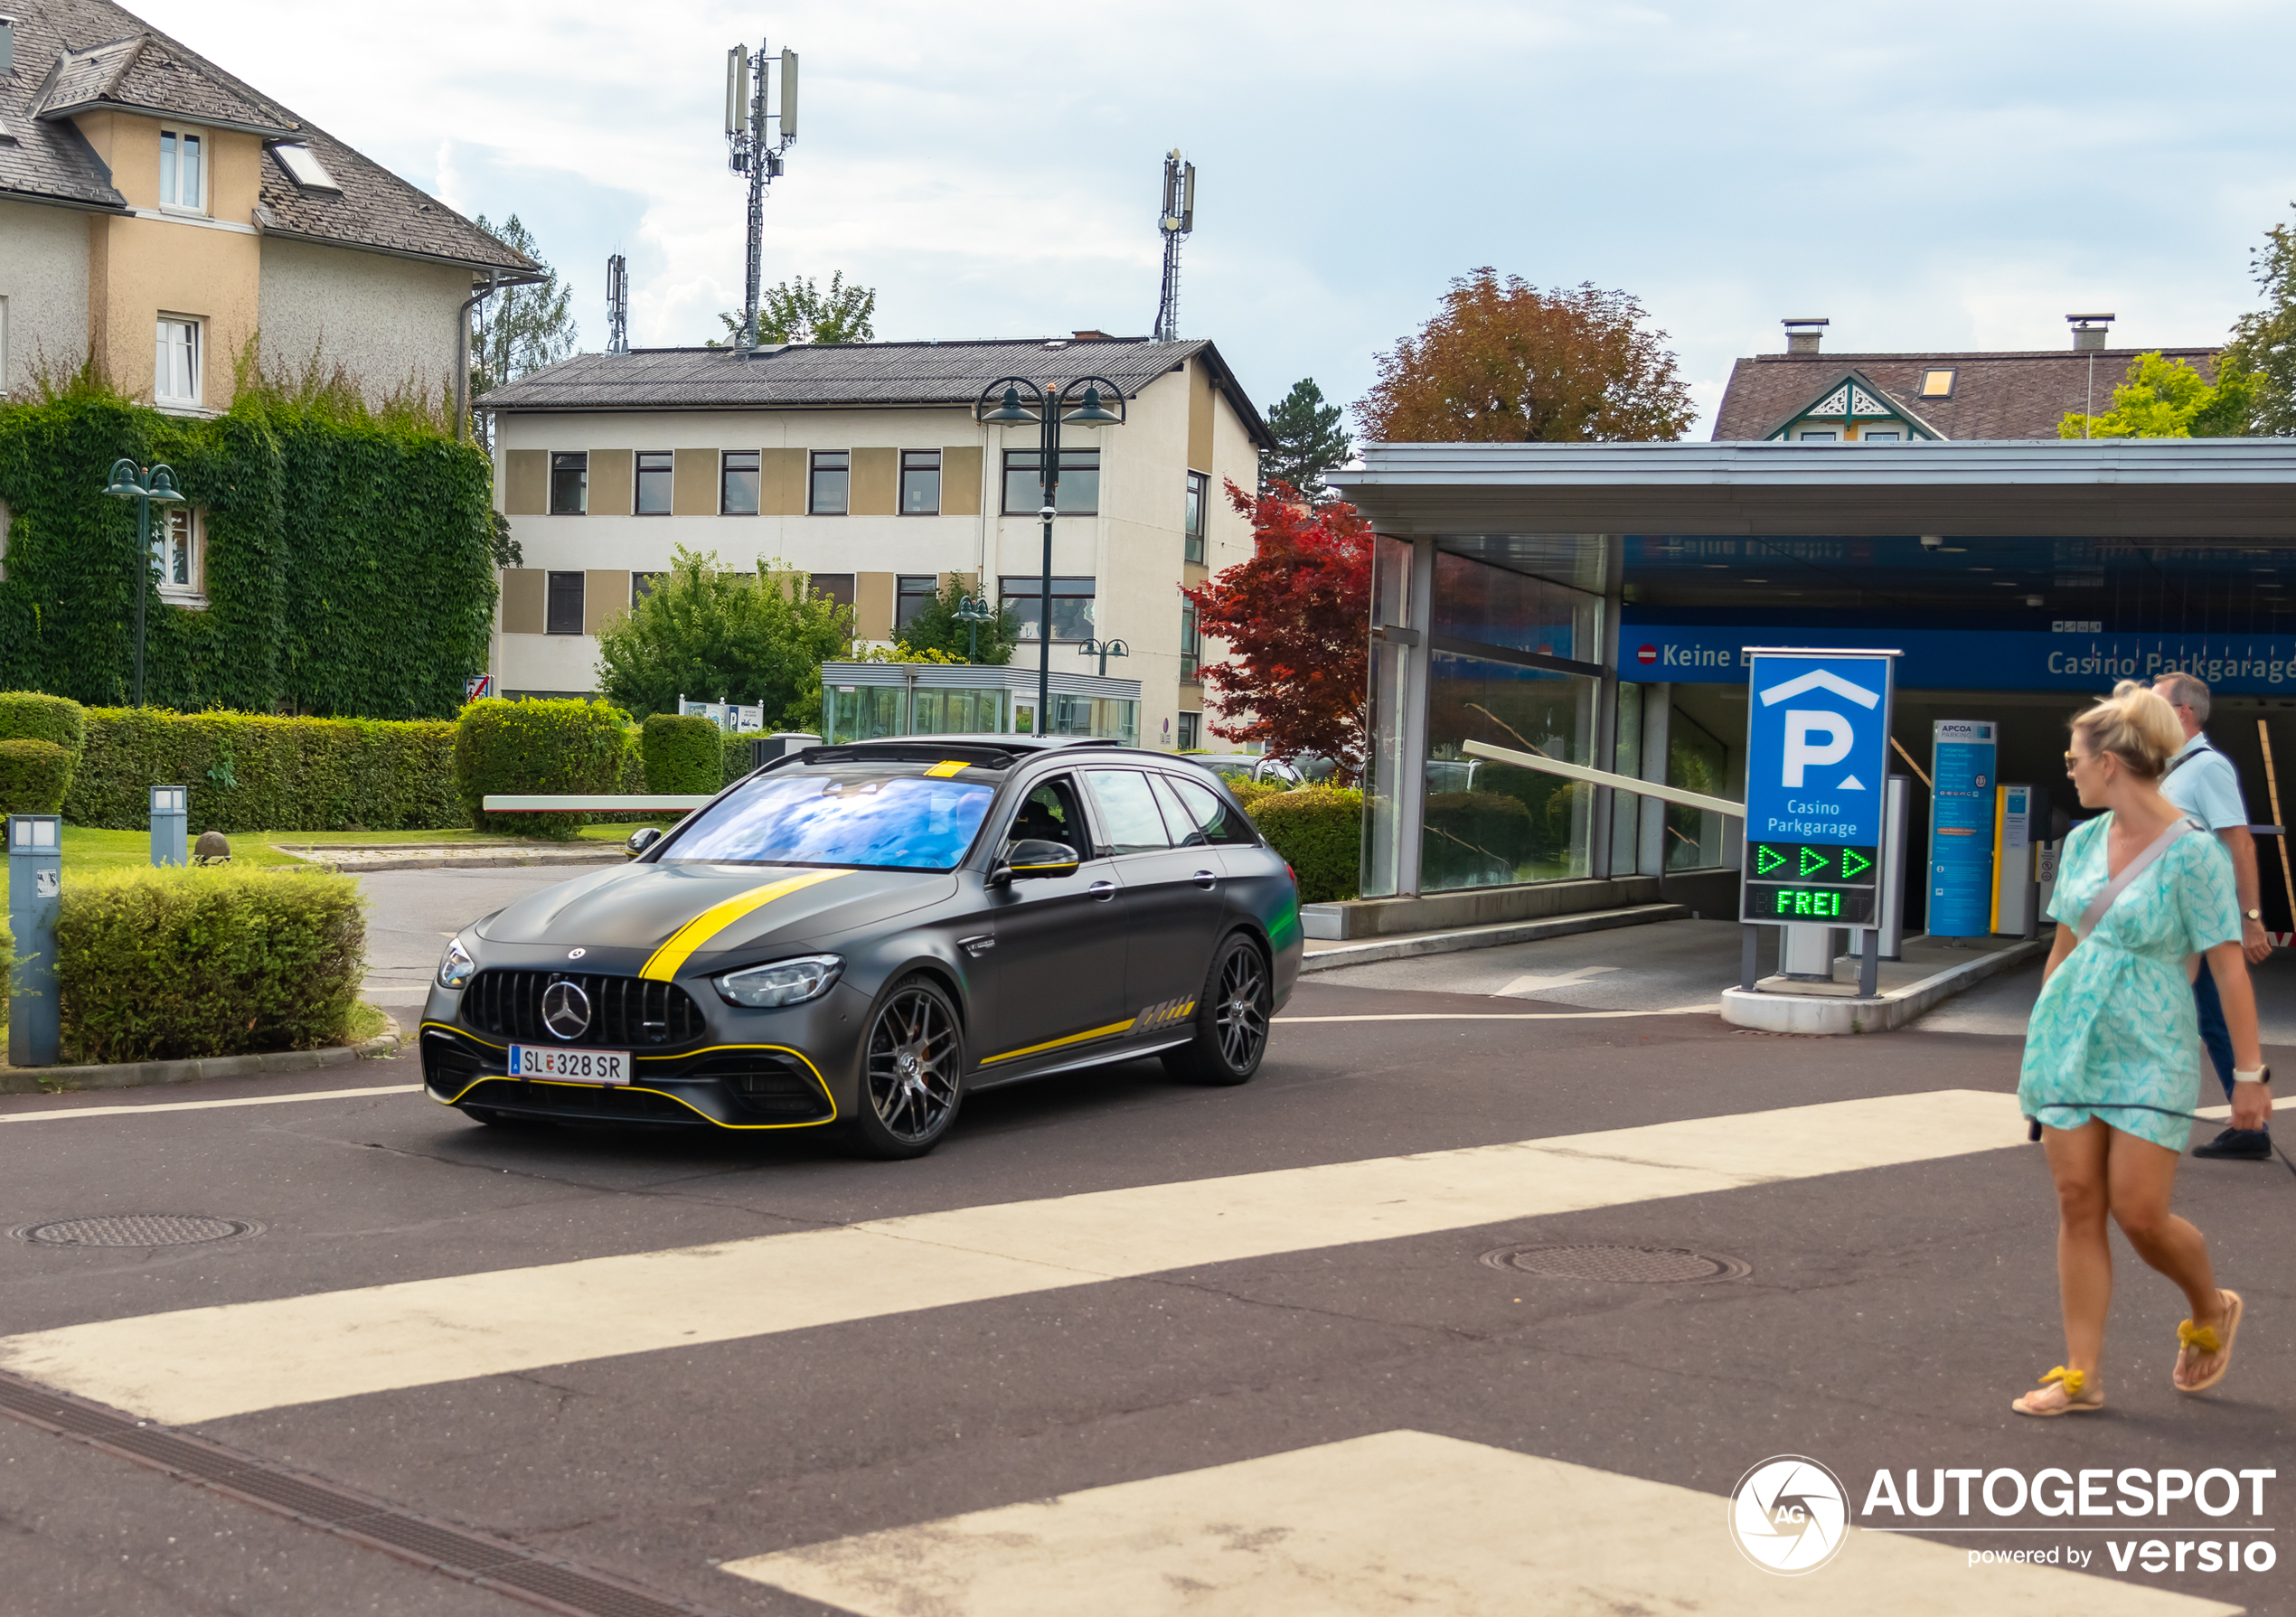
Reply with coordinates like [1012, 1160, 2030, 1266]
[2173, 1289, 2243, 1394]
[2012, 1366, 2103, 1417]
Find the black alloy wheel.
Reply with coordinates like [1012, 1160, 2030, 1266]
[852, 976, 965, 1159]
[1162, 934, 1272, 1086]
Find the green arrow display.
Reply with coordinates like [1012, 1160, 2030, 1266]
[1799, 845, 1829, 877]
[1840, 848, 1874, 879]
[1755, 844, 1787, 876]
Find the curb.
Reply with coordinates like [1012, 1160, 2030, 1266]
[0, 1017, 406, 1095]
[1299, 903, 1692, 973]
[1718, 939, 2046, 1035]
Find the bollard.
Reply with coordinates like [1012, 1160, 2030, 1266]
[150, 785, 188, 868]
[7, 813, 62, 1068]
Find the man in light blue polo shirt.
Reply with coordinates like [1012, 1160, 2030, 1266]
[2155, 671, 2273, 1160]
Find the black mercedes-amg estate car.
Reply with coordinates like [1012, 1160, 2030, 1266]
[420, 736, 1303, 1157]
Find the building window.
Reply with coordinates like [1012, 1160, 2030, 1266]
[809, 450, 850, 514]
[1002, 449, 1100, 516]
[159, 129, 203, 211]
[1177, 711, 1200, 750]
[155, 506, 205, 605]
[1794, 429, 1838, 442]
[721, 451, 760, 515]
[635, 451, 673, 514]
[154, 317, 200, 406]
[1000, 575, 1096, 643]
[550, 452, 588, 514]
[1184, 471, 1208, 563]
[546, 571, 585, 634]
[1181, 596, 1201, 682]
[900, 450, 941, 515]
[810, 572, 856, 608]
[631, 572, 663, 607]
[896, 575, 937, 630]
[1920, 368, 1957, 399]
[1862, 430, 1901, 442]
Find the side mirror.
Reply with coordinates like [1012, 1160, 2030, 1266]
[998, 839, 1080, 880]
[626, 826, 663, 857]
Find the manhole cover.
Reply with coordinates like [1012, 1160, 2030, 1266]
[14, 1216, 261, 1249]
[1481, 1243, 1749, 1283]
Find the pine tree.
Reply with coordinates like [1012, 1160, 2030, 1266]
[1261, 379, 1354, 500]
[467, 214, 576, 449]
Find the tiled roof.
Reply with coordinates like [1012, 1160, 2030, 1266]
[479, 337, 1277, 447]
[1, 0, 536, 275]
[1711, 346, 2223, 441]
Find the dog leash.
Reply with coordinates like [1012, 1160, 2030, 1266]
[2027, 1105, 2296, 1181]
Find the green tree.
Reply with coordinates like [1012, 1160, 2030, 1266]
[2221, 203, 2296, 437]
[595, 548, 852, 726]
[2057, 351, 2255, 439]
[468, 214, 576, 448]
[1261, 378, 1354, 500]
[710, 271, 879, 346]
[895, 579, 1020, 664]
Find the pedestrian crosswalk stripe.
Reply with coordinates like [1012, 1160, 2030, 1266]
[722, 1430, 2236, 1617]
[0, 1089, 2024, 1424]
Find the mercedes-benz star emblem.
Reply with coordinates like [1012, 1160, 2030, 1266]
[541, 980, 592, 1041]
[567, 947, 586, 960]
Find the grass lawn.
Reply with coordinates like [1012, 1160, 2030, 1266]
[61, 821, 663, 875]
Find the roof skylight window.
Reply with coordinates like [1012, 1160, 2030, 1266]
[270, 144, 341, 193]
[1919, 368, 1956, 399]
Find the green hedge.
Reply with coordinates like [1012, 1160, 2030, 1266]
[643, 714, 722, 794]
[456, 697, 633, 840]
[0, 691, 88, 755]
[723, 729, 755, 786]
[56, 865, 366, 1063]
[1423, 789, 1537, 888]
[61, 709, 462, 832]
[1247, 785, 1363, 904]
[0, 738, 73, 813]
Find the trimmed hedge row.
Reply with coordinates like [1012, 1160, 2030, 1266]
[56, 865, 366, 1063]
[455, 697, 634, 840]
[0, 738, 72, 813]
[0, 691, 87, 755]
[62, 709, 462, 832]
[1247, 785, 1363, 904]
[643, 714, 722, 794]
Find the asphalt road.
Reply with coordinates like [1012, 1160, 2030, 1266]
[4, 897, 2291, 1614]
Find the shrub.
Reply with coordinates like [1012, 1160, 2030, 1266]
[643, 714, 723, 794]
[1, 913, 13, 1030]
[1231, 777, 1291, 810]
[1247, 785, 1363, 904]
[0, 738, 74, 813]
[55, 865, 366, 1063]
[723, 729, 756, 786]
[1423, 789, 1536, 888]
[0, 691, 89, 755]
[61, 709, 462, 832]
[455, 697, 633, 840]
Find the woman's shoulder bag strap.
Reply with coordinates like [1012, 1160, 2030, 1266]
[2075, 816, 2202, 939]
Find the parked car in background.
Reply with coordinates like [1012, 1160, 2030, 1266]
[1185, 754, 1303, 790]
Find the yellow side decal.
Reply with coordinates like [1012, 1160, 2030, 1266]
[980, 1017, 1142, 1067]
[924, 760, 971, 778]
[640, 870, 848, 982]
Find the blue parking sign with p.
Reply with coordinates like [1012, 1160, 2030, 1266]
[1739, 650, 1896, 926]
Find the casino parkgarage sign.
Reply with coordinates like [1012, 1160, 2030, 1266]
[1741, 651, 1896, 927]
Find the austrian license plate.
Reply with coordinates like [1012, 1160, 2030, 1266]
[508, 1044, 631, 1085]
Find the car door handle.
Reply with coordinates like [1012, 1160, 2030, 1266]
[1192, 870, 1218, 888]
[1087, 880, 1116, 902]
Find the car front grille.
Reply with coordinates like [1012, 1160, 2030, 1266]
[687, 1052, 833, 1119]
[420, 1031, 490, 1095]
[458, 1078, 703, 1125]
[460, 971, 707, 1048]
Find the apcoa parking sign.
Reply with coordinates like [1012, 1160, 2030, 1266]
[1740, 650, 1898, 926]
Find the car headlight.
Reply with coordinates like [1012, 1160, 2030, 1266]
[437, 935, 476, 990]
[715, 954, 843, 1008]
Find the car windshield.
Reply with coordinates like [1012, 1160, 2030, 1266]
[663, 767, 995, 870]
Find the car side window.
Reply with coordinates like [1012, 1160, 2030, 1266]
[1164, 775, 1259, 846]
[1003, 776, 1092, 860]
[1081, 770, 1173, 855]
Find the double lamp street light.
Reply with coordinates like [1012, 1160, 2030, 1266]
[101, 457, 184, 709]
[974, 375, 1125, 737]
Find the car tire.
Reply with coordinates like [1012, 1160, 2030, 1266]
[847, 974, 966, 1160]
[1160, 933, 1272, 1086]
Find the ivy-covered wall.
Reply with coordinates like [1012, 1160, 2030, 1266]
[0, 375, 495, 719]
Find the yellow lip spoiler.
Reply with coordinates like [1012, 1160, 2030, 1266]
[639, 871, 849, 982]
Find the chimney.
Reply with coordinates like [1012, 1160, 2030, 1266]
[1782, 317, 1828, 355]
[2067, 313, 2114, 353]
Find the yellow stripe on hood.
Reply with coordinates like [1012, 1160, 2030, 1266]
[639, 871, 849, 982]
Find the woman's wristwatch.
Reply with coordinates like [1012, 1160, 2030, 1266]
[2233, 1066, 2272, 1085]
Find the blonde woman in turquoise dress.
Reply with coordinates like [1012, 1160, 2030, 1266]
[2014, 682, 2273, 1416]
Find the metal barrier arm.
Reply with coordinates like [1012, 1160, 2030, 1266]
[1460, 741, 1745, 819]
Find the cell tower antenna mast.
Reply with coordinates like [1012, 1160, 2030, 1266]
[1153, 149, 1195, 343]
[723, 35, 798, 354]
[606, 254, 629, 353]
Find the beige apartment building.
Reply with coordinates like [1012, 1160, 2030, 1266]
[0, 0, 533, 414]
[479, 336, 1272, 751]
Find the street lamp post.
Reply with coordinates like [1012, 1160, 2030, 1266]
[974, 377, 1125, 735]
[1077, 636, 1130, 678]
[954, 591, 995, 663]
[101, 458, 185, 708]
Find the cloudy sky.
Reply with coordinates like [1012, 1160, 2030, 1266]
[136, 0, 2295, 436]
